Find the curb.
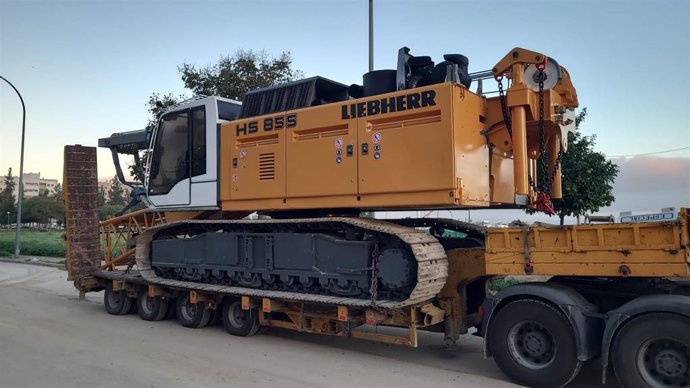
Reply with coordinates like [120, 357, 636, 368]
[0, 257, 66, 270]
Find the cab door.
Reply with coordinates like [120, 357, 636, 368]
[147, 109, 191, 207]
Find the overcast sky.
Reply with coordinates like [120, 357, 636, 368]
[1, 0, 688, 222]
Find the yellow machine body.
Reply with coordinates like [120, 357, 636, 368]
[220, 83, 489, 211]
[219, 57, 577, 214]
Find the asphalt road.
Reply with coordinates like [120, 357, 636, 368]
[0, 262, 617, 388]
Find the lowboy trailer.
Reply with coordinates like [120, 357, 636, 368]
[63, 46, 689, 388]
[64, 145, 689, 388]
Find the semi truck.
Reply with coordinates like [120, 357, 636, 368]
[63, 47, 689, 388]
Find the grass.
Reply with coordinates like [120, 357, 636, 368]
[0, 229, 66, 257]
[487, 276, 521, 293]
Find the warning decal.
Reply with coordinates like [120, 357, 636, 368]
[372, 132, 382, 143]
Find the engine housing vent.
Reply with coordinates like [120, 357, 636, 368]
[259, 153, 276, 180]
[240, 76, 348, 119]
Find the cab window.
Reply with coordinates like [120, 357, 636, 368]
[191, 107, 206, 177]
[148, 110, 189, 195]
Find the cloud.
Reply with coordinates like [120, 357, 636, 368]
[602, 156, 690, 213]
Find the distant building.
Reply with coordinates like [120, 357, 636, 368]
[0, 171, 60, 200]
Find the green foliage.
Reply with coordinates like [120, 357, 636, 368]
[52, 182, 62, 199]
[529, 108, 619, 224]
[21, 196, 64, 224]
[128, 50, 303, 183]
[106, 176, 126, 206]
[146, 93, 184, 126]
[487, 277, 521, 292]
[98, 185, 106, 207]
[0, 230, 65, 257]
[98, 204, 124, 221]
[179, 50, 303, 101]
[0, 168, 17, 225]
[99, 204, 124, 221]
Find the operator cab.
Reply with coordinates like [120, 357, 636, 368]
[146, 96, 241, 210]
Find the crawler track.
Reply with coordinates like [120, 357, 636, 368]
[135, 217, 448, 308]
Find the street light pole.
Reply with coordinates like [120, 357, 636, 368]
[368, 0, 374, 72]
[0, 75, 26, 258]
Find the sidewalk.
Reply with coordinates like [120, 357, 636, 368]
[0, 255, 65, 269]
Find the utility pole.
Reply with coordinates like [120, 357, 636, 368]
[369, 0, 374, 72]
[362, 0, 375, 219]
[1, 75, 26, 258]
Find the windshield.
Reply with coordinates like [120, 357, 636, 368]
[147, 110, 189, 195]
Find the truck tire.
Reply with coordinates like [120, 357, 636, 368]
[104, 282, 133, 315]
[488, 299, 582, 388]
[136, 291, 169, 321]
[221, 299, 261, 337]
[612, 313, 690, 388]
[176, 294, 211, 328]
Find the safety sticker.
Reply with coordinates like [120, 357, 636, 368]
[239, 151, 246, 159]
[372, 132, 382, 143]
[335, 138, 344, 148]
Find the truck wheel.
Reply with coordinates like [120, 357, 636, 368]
[221, 299, 261, 337]
[612, 313, 690, 388]
[488, 299, 581, 388]
[176, 294, 211, 328]
[104, 282, 133, 315]
[137, 291, 169, 321]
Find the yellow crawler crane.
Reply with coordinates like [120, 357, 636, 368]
[64, 47, 689, 388]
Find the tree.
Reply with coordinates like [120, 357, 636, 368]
[529, 109, 619, 224]
[52, 182, 62, 200]
[1, 168, 16, 200]
[99, 204, 124, 221]
[128, 50, 302, 182]
[179, 50, 303, 101]
[98, 185, 107, 207]
[146, 92, 185, 127]
[0, 168, 16, 225]
[106, 176, 126, 206]
[22, 196, 63, 224]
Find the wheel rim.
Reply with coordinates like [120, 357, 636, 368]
[637, 337, 689, 388]
[140, 295, 154, 315]
[507, 320, 557, 370]
[180, 298, 197, 321]
[227, 302, 247, 328]
[107, 289, 123, 308]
